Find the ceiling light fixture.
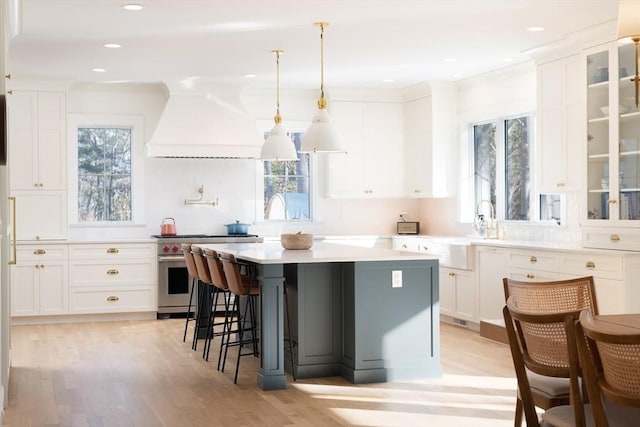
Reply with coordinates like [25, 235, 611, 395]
[527, 26, 545, 32]
[260, 50, 298, 161]
[122, 4, 143, 11]
[92, 68, 106, 73]
[617, 0, 640, 107]
[104, 43, 121, 49]
[300, 22, 345, 154]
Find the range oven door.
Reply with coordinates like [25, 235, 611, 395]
[157, 255, 192, 314]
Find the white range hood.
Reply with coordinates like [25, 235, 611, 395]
[145, 82, 263, 158]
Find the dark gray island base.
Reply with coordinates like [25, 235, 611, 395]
[195, 242, 440, 390]
[285, 259, 440, 384]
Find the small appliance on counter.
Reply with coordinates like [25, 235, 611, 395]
[397, 214, 419, 235]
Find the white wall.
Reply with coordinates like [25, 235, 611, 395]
[66, 83, 417, 239]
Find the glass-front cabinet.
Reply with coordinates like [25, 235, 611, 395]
[586, 42, 640, 222]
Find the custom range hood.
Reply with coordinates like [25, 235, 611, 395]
[145, 82, 263, 158]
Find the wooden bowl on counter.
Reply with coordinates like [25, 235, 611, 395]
[281, 233, 313, 250]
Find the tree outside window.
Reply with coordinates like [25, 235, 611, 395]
[77, 127, 132, 222]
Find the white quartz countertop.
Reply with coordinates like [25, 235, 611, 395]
[194, 241, 439, 264]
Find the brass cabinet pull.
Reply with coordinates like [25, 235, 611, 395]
[585, 261, 596, 269]
[402, 244, 407, 249]
[422, 246, 429, 251]
[530, 256, 537, 263]
[610, 234, 620, 242]
[449, 271, 455, 277]
[526, 274, 535, 279]
[608, 199, 618, 204]
[414, 189, 420, 193]
[106, 269, 119, 275]
[106, 248, 119, 254]
[33, 249, 46, 255]
[8, 197, 16, 265]
[106, 296, 119, 302]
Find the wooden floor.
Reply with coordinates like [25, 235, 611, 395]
[2, 319, 519, 426]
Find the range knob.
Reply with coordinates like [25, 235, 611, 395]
[163, 245, 170, 253]
[172, 245, 180, 253]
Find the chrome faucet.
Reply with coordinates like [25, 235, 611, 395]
[474, 199, 498, 238]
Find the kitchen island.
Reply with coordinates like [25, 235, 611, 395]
[195, 241, 440, 390]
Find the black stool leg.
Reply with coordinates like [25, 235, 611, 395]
[191, 279, 204, 351]
[182, 276, 197, 342]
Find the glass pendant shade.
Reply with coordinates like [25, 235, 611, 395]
[617, 0, 640, 39]
[300, 108, 345, 153]
[260, 122, 298, 160]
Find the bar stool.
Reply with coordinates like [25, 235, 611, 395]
[181, 243, 199, 344]
[203, 248, 232, 366]
[191, 246, 226, 358]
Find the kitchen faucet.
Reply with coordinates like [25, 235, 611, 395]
[474, 199, 498, 238]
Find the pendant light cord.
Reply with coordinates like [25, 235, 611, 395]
[315, 22, 329, 109]
[272, 49, 283, 124]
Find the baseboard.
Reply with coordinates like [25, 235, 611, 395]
[11, 311, 157, 326]
[479, 318, 508, 344]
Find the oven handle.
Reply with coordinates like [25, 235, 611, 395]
[158, 256, 185, 262]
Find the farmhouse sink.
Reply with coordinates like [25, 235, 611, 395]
[394, 236, 473, 270]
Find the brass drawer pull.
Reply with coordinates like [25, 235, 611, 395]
[526, 274, 535, 279]
[530, 256, 537, 263]
[610, 234, 620, 242]
[106, 248, 119, 254]
[449, 272, 455, 277]
[106, 296, 119, 302]
[33, 249, 46, 255]
[585, 261, 596, 269]
[402, 244, 407, 249]
[422, 246, 428, 251]
[608, 199, 618, 205]
[106, 269, 119, 275]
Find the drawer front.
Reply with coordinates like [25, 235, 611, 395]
[69, 287, 155, 313]
[68, 243, 155, 260]
[16, 244, 68, 261]
[507, 250, 559, 272]
[69, 260, 156, 287]
[582, 227, 640, 251]
[560, 254, 623, 280]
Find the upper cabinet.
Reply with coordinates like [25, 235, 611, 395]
[585, 42, 640, 224]
[536, 54, 584, 193]
[8, 91, 66, 190]
[327, 100, 405, 198]
[404, 83, 457, 198]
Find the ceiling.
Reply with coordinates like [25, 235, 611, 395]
[6, 0, 620, 90]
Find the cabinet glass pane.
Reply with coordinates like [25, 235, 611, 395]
[619, 42, 640, 220]
[587, 50, 610, 220]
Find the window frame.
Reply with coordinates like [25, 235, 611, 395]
[255, 120, 316, 223]
[67, 114, 145, 226]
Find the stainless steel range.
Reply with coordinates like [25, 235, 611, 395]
[154, 234, 263, 317]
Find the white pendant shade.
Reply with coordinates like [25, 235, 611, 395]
[260, 123, 298, 160]
[300, 108, 345, 153]
[617, 0, 640, 39]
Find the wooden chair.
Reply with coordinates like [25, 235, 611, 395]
[503, 276, 598, 425]
[575, 310, 640, 426]
[181, 243, 199, 345]
[503, 296, 589, 427]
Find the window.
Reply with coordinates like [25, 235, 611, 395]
[68, 114, 144, 225]
[473, 115, 531, 221]
[77, 127, 132, 221]
[263, 131, 312, 220]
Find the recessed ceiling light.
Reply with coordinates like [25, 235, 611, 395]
[122, 4, 143, 11]
[382, 79, 394, 83]
[527, 26, 545, 32]
[92, 68, 106, 73]
[244, 74, 256, 78]
[444, 58, 457, 63]
[503, 57, 513, 62]
[104, 43, 121, 49]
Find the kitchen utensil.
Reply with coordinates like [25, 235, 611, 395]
[281, 232, 313, 250]
[225, 221, 250, 235]
[160, 217, 177, 236]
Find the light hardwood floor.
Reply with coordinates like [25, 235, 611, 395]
[2, 320, 518, 426]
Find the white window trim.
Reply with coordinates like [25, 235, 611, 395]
[67, 114, 145, 226]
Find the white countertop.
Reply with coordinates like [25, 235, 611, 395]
[195, 241, 439, 264]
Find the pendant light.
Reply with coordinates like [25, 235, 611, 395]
[260, 49, 298, 161]
[618, 0, 640, 108]
[300, 22, 346, 153]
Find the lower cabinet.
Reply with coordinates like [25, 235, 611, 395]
[68, 243, 157, 314]
[10, 244, 68, 316]
[439, 267, 475, 322]
[477, 246, 508, 321]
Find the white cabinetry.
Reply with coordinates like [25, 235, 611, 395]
[328, 100, 405, 198]
[404, 83, 457, 197]
[8, 91, 67, 240]
[10, 244, 68, 316]
[476, 246, 508, 321]
[506, 249, 560, 282]
[536, 54, 584, 192]
[68, 243, 156, 314]
[439, 267, 475, 322]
